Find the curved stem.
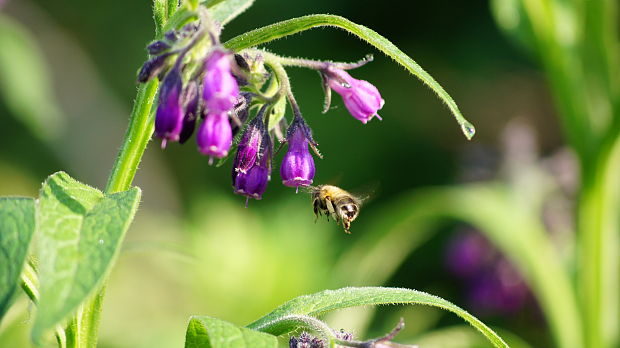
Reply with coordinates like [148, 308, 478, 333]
[104, 80, 159, 193]
[224, 14, 475, 140]
[272, 53, 373, 70]
[70, 79, 159, 348]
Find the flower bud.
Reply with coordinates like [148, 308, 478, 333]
[280, 118, 315, 188]
[137, 53, 171, 83]
[146, 40, 170, 55]
[155, 67, 184, 147]
[231, 93, 253, 136]
[203, 49, 239, 113]
[196, 112, 232, 160]
[325, 68, 384, 124]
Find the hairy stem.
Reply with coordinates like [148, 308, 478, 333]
[70, 79, 159, 348]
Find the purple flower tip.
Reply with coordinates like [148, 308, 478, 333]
[326, 68, 384, 123]
[280, 123, 315, 188]
[155, 68, 184, 144]
[203, 49, 239, 113]
[197, 112, 232, 159]
[233, 164, 269, 200]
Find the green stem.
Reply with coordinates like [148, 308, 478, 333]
[21, 262, 67, 348]
[68, 79, 159, 347]
[578, 136, 620, 348]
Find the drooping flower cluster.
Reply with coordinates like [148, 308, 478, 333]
[137, 10, 385, 204]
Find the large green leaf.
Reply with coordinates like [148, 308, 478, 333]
[0, 197, 35, 321]
[224, 14, 475, 140]
[185, 316, 277, 348]
[31, 172, 141, 344]
[0, 14, 63, 141]
[247, 287, 508, 348]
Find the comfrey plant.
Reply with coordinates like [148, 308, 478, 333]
[0, 1, 512, 348]
[138, 8, 388, 202]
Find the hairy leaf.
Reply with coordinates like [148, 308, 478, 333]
[0, 198, 35, 320]
[224, 14, 475, 140]
[207, 0, 254, 26]
[185, 316, 277, 348]
[32, 172, 141, 344]
[247, 287, 507, 348]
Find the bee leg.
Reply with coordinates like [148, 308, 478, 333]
[342, 220, 351, 234]
[326, 199, 339, 223]
[312, 198, 321, 222]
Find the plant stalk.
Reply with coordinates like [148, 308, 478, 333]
[66, 79, 159, 347]
[578, 136, 620, 348]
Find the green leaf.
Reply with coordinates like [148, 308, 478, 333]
[0, 14, 64, 141]
[207, 0, 254, 26]
[185, 316, 277, 348]
[224, 14, 475, 140]
[247, 287, 508, 348]
[0, 197, 35, 321]
[31, 172, 141, 344]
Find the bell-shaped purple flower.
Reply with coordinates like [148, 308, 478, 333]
[233, 164, 270, 202]
[155, 67, 184, 147]
[280, 118, 316, 188]
[196, 112, 232, 161]
[203, 49, 239, 113]
[232, 109, 267, 173]
[325, 67, 384, 124]
[233, 130, 272, 204]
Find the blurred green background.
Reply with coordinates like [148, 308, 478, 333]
[0, 0, 565, 347]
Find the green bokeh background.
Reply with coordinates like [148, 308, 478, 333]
[0, 0, 562, 347]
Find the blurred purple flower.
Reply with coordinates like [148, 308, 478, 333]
[445, 231, 493, 277]
[203, 49, 239, 113]
[155, 67, 184, 147]
[446, 231, 530, 315]
[197, 112, 232, 161]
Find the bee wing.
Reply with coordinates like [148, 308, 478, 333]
[350, 182, 380, 205]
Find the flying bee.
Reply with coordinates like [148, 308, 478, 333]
[309, 185, 365, 234]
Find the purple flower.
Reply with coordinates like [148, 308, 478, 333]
[233, 163, 269, 202]
[445, 232, 492, 278]
[232, 111, 266, 174]
[325, 67, 384, 124]
[233, 122, 272, 204]
[203, 49, 239, 113]
[155, 67, 184, 147]
[280, 117, 316, 189]
[196, 112, 232, 161]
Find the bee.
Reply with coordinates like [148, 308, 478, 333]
[309, 185, 364, 234]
